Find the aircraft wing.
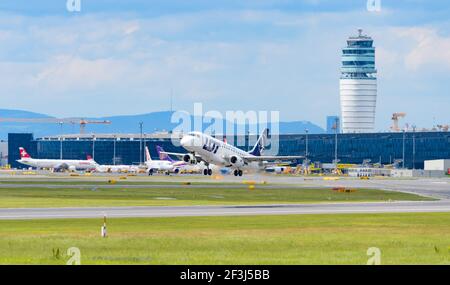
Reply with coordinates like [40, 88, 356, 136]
[159, 151, 204, 162]
[242, 155, 304, 162]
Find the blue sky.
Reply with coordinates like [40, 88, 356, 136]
[0, 0, 449, 131]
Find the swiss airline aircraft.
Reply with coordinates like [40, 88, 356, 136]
[162, 128, 303, 176]
[17, 147, 98, 171]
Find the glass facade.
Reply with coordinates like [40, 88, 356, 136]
[8, 132, 450, 170]
[8, 133, 37, 168]
[277, 132, 450, 169]
[341, 32, 376, 80]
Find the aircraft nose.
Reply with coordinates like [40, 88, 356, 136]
[180, 136, 192, 147]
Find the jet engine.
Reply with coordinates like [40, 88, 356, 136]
[183, 154, 197, 164]
[59, 163, 69, 170]
[230, 155, 245, 167]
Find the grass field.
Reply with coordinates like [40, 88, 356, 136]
[0, 179, 239, 185]
[0, 184, 433, 208]
[1, 213, 450, 264]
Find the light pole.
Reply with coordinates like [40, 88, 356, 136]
[412, 126, 416, 169]
[139, 122, 143, 165]
[113, 135, 116, 165]
[305, 129, 309, 159]
[92, 135, 96, 161]
[59, 122, 63, 160]
[334, 117, 339, 173]
[402, 129, 406, 169]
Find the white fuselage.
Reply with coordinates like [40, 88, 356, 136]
[180, 132, 264, 171]
[17, 157, 98, 170]
[95, 165, 140, 173]
[145, 160, 174, 172]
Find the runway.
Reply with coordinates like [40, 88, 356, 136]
[0, 174, 449, 220]
[1, 200, 450, 220]
[1, 174, 449, 199]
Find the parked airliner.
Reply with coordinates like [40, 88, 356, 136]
[17, 147, 97, 171]
[145, 146, 178, 175]
[156, 145, 218, 174]
[95, 164, 140, 173]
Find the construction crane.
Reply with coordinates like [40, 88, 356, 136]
[437, 124, 449, 132]
[0, 117, 111, 134]
[76, 119, 111, 134]
[390, 112, 406, 132]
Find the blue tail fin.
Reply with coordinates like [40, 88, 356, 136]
[249, 128, 268, 156]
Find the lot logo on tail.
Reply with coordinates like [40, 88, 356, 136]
[249, 129, 268, 156]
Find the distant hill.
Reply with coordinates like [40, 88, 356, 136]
[0, 109, 324, 139]
[0, 109, 55, 140]
[278, 121, 324, 134]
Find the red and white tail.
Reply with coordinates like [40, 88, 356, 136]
[145, 146, 152, 162]
[19, 147, 31, 158]
[87, 155, 93, 160]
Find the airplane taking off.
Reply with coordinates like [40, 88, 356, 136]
[17, 147, 98, 171]
[161, 129, 303, 176]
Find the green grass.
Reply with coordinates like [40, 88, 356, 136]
[1, 213, 450, 264]
[0, 185, 433, 208]
[0, 179, 241, 186]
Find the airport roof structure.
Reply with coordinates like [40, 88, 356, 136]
[39, 132, 182, 141]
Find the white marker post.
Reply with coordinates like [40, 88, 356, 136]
[101, 214, 107, 238]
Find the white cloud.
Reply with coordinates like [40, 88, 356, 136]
[31, 55, 130, 92]
[123, 21, 140, 35]
[397, 27, 450, 71]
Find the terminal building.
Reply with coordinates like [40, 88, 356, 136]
[7, 131, 450, 170]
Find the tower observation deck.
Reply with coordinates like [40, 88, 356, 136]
[340, 29, 377, 133]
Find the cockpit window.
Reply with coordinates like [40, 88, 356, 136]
[187, 133, 201, 138]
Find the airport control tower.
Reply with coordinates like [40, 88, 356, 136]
[340, 29, 377, 133]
